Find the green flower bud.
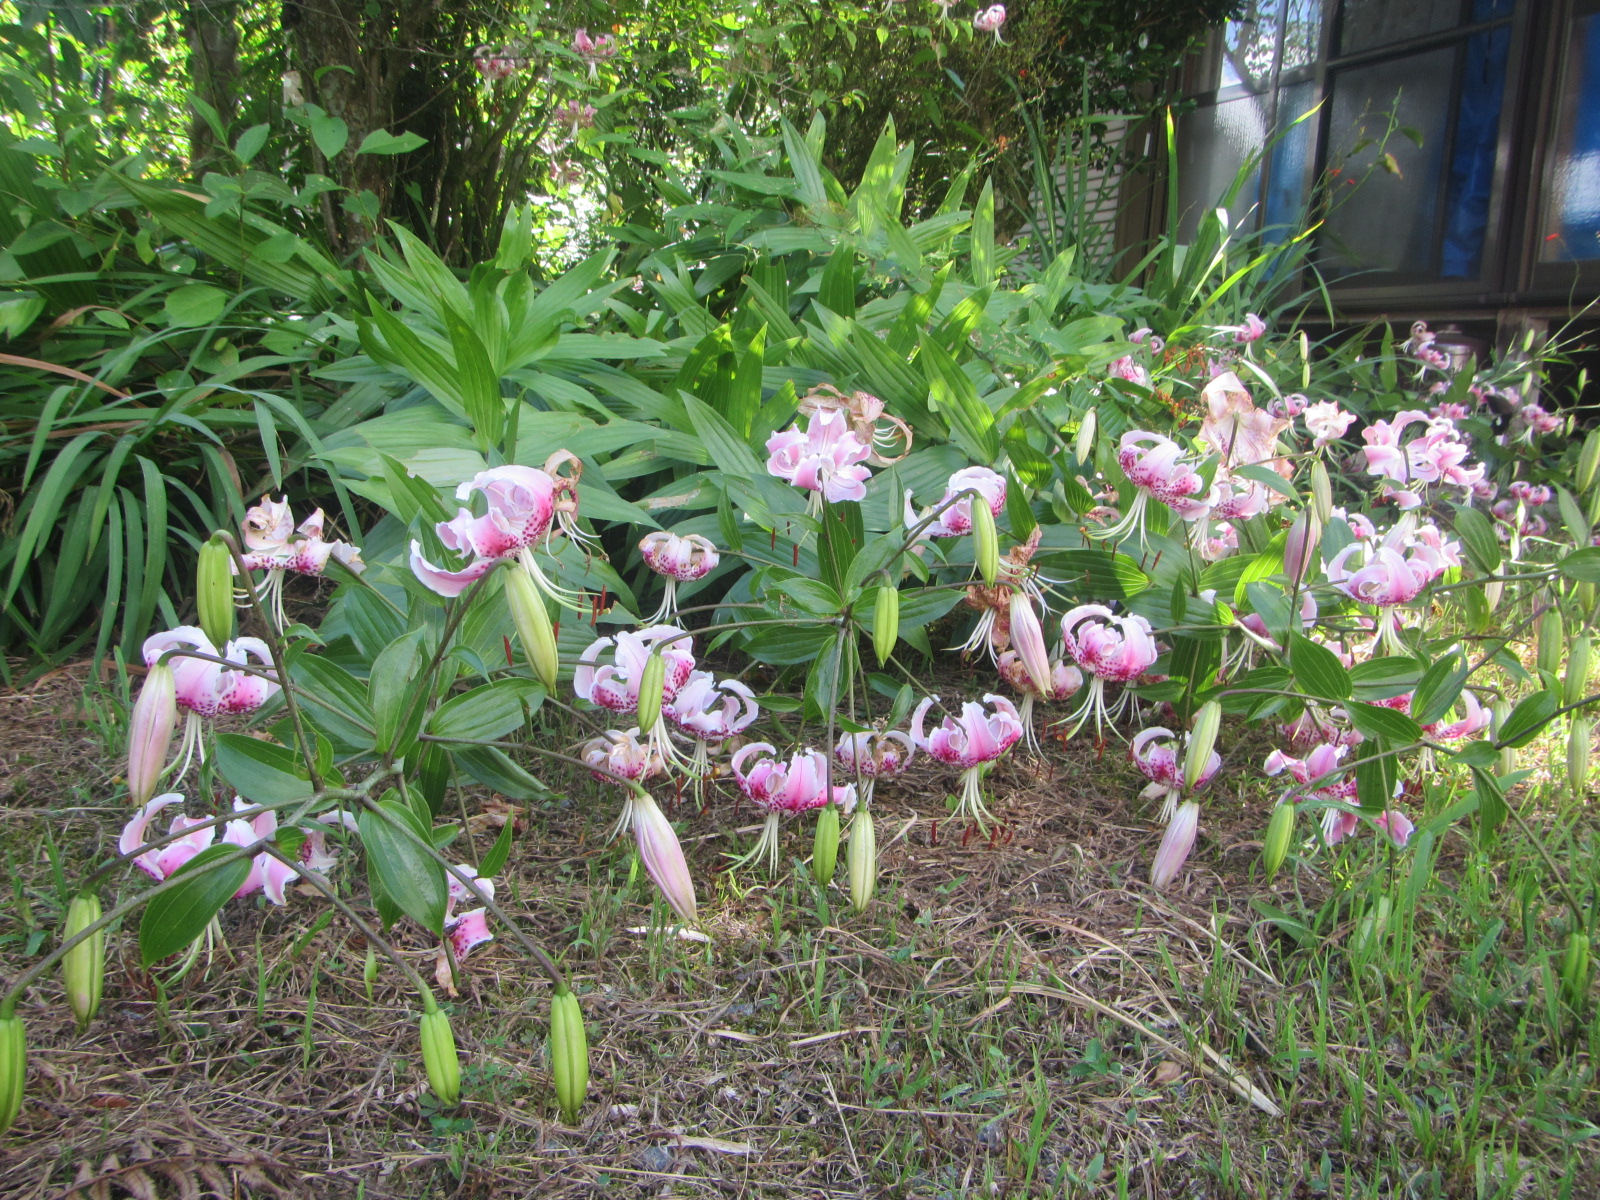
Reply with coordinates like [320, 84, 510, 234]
[62, 893, 104, 1027]
[1309, 461, 1333, 524]
[1578, 428, 1600, 495]
[1567, 636, 1592, 708]
[1184, 701, 1222, 793]
[505, 566, 559, 690]
[971, 498, 999, 588]
[550, 987, 589, 1125]
[1568, 717, 1591, 801]
[635, 652, 666, 736]
[1261, 802, 1295, 880]
[1561, 931, 1591, 1008]
[1351, 896, 1392, 958]
[1491, 700, 1517, 778]
[363, 945, 378, 1002]
[420, 997, 461, 1108]
[812, 802, 840, 887]
[196, 533, 235, 649]
[848, 808, 877, 916]
[0, 1014, 25, 1135]
[1538, 610, 1565, 679]
[872, 585, 899, 668]
[1074, 409, 1097, 465]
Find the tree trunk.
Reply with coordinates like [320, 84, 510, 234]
[186, 0, 240, 175]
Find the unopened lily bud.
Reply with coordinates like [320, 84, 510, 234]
[505, 566, 559, 690]
[1261, 802, 1295, 880]
[420, 995, 461, 1108]
[872, 585, 899, 667]
[196, 533, 235, 649]
[61, 893, 104, 1026]
[1008, 592, 1053, 697]
[1309, 461, 1332, 524]
[1351, 896, 1392, 957]
[1150, 802, 1200, 889]
[363, 944, 378, 1001]
[1492, 701, 1517, 777]
[550, 987, 589, 1124]
[1567, 636, 1592, 708]
[1283, 511, 1321, 584]
[635, 652, 667, 735]
[127, 663, 176, 806]
[1538, 610, 1565, 679]
[0, 1013, 23, 1135]
[1568, 718, 1591, 800]
[848, 808, 877, 915]
[1484, 579, 1504, 612]
[1184, 701, 1222, 793]
[971, 496, 999, 587]
[1075, 409, 1097, 464]
[631, 793, 697, 924]
[1561, 931, 1591, 1008]
[1578, 428, 1600, 494]
[812, 802, 840, 886]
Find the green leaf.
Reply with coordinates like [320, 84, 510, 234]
[1452, 504, 1501, 575]
[919, 334, 999, 463]
[310, 114, 349, 159]
[359, 797, 448, 935]
[681, 393, 765, 481]
[1349, 656, 1424, 700]
[1558, 547, 1600, 584]
[356, 129, 426, 155]
[370, 630, 424, 756]
[1452, 740, 1498, 768]
[234, 123, 270, 164]
[428, 680, 543, 743]
[1289, 634, 1351, 701]
[971, 178, 995, 284]
[139, 846, 253, 965]
[214, 733, 313, 806]
[743, 624, 835, 665]
[477, 817, 516, 879]
[1471, 766, 1506, 844]
[164, 283, 228, 327]
[1035, 549, 1151, 599]
[1411, 652, 1470, 727]
[1354, 740, 1398, 813]
[454, 746, 550, 800]
[1496, 690, 1558, 748]
[1346, 702, 1423, 743]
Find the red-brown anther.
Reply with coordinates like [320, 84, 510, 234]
[930, 821, 939, 847]
[599, 586, 608, 612]
[961, 825, 975, 847]
[792, 543, 800, 566]
[770, 529, 777, 551]
[504, 635, 515, 667]
[552, 620, 561, 641]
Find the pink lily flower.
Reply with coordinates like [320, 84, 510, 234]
[796, 384, 914, 466]
[639, 530, 719, 621]
[127, 663, 176, 806]
[666, 673, 759, 786]
[222, 797, 299, 905]
[912, 466, 1007, 538]
[142, 626, 279, 783]
[998, 636, 1083, 756]
[1131, 726, 1220, 821]
[834, 730, 916, 807]
[1303, 401, 1356, 447]
[627, 792, 698, 924]
[1216, 313, 1266, 344]
[973, 3, 1006, 38]
[1092, 431, 1206, 541]
[1150, 801, 1201, 888]
[731, 743, 856, 872]
[1108, 356, 1150, 388]
[572, 27, 617, 76]
[443, 864, 496, 962]
[1423, 690, 1489, 741]
[409, 454, 583, 600]
[1057, 605, 1159, 735]
[473, 46, 520, 81]
[559, 100, 597, 139]
[300, 810, 359, 872]
[574, 625, 697, 716]
[239, 498, 364, 628]
[583, 728, 665, 784]
[120, 794, 215, 881]
[1263, 742, 1414, 848]
[911, 694, 1023, 829]
[765, 408, 874, 507]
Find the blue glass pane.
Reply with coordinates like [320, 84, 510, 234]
[1543, 13, 1600, 262]
[1470, 0, 1516, 19]
[1440, 26, 1511, 277]
[1263, 83, 1317, 240]
[1340, 0, 1462, 55]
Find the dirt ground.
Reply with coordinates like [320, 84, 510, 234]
[1, 660, 1596, 1199]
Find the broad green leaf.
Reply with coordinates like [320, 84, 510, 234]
[429, 680, 543, 743]
[477, 817, 516, 878]
[1471, 766, 1506, 843]
[310, 114, 349, 159]
[215, 733, 314, 806]
[1496, 689, 1557, 747]
[1411, 652, 1470, 727]
[359, 797, 447, 934]
[370, 630, 424, 756]
[140, 846, 253, 965]
[1354, 740, 1397, 813]
[164, 283, 228, 327]
[1558, 547, 1600, 584]
[1452, 504, 1501, 574]
[1289, 634, 1351, 701]
[454, 746, 550, 800]
[357, 129, 426, 155]
[1347, 702, 1422, 743]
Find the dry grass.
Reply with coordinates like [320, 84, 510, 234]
[1, 665, 1597, 1199]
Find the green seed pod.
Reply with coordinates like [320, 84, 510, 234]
[872, 585, 899, 668]
[1566, 636, 1593, 708]
[1538, 611, 1565, 679]
[812, 802, 840, 887]
[61, 893, 104, 1027]
[363, 945, 378, 1002]
[1309, 460, 1333, 524]
[1578, 428, 1600, 495]
[1261, 802, 1295, 880]
[1184, 701, 1222, 793]
[635, 652, 666, 735]
[420, 998, 461, 1108]
[1561, 931, 1591, 1008]
[1351, 896, 1393, 958]
[0, 1015, 24, 1136]
[1568, 717, 1591, 800]
[196, 533, 235, 649]
[848, 808, 877, 916]
[1074, 409, 1097, 465]
[504, 566, 559, 690]
[1491, 700, 1517, 777]
[550, 987, 589, 1124]
[971, 496, 999, 587]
